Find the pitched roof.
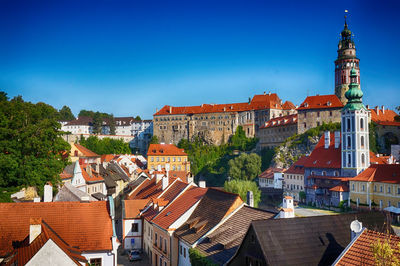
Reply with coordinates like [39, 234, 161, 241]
[369, 108, 400, 126]
[158, 180, 188, 202]
[303, 132, 341, 169]
[297, 94, 343, 110]
[259, 114, 297, 129]
[64, 116, 93, 126]
[285, 156, 309, 175]
[147, 144, 187, 156]
[282, 101, 296, 110]
[196, 206, 276, 265]
[329, 184, 349, 192]
[241, 212, 391, 266]
[175, 188, 242, 245]
[54, 182, 97, 202]
[101, 154, 117, 163]
[123, 199, 150, 219]
[370, 151, 390, 165]
[151, 186, 207, 230]
[259, 167, 285, 179]
[73, 143, 99, 157]
[334, 229, 400, 265]
[0, 201, 113, 257]
[351, 164, 400, 184]
[80, 164, 105, 183]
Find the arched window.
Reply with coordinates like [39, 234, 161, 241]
[322, 171, 327, 176]
[334, 171, 339, 177]
[361, 153, 365, 165]
[74, 150, 78, 157]
[347, 154, 352, 167]
[347, 119, 351, 132]
[347, 136, 351, 148]
[361, 136, 365, 148]
[360, 118, 364, 130]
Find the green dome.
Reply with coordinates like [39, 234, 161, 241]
[350, 68, 357, 75]
[343, 67, 366, 111]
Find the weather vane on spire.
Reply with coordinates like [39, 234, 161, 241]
[344, 10, 348, 26]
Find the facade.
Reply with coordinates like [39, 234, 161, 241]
[258, 114, 298, 149]
[153, 93, 296, 145]
[334, 16, 360, 104]
[147, 144, 190, 172]
[279, 196, 295, 218]
[69, 143, 101, 164]
[258, 167, 285, 188]
[297, 94, 343, 134]
[283, 156, 307, 201]
[70, 161, 107, 198]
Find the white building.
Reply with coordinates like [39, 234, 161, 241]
[280, 196, 295, 218]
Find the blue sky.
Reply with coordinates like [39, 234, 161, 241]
[1, 0, 399, 118]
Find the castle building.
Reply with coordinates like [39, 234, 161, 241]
[258, 114, 298, 148]
[335, 15, 360, 104]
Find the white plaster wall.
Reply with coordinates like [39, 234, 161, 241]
[82, 251, 114, 266]
[123, 219, 142, 250]
[178, 241, 191, 266]
[26, 239, 77, 266]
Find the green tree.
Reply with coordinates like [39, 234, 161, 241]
[371, 239, 400, 266]
[149, 135, 159, 144]
[224, 180, 261, 207]
[228, 153, 261, 181]
[0, 91, 8, 102]
[92, 112, 102, 134]
[79, 136, 131, 154]
[189, 248, 217, 266]
[58, 105, 75, 121]
[109, 115, 116, 135]
[135, 115, 142, 121]
[0, 95, 70, 195]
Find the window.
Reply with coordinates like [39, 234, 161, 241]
[388, 201, 391, 207]
[131, 223, 138, 232]
[362, 185, 365, 192]
[374, 185, 377, 192]
[180, 245, 182, 255]
[347, 119, 351, 132]
[361, 153, 365, 165]
[361, 136, 365, 148]
[388, 186, 391, 194]
[155, 233, 158, 246]
[347, 153, 351, 167]
[184, 248, 186, 258]
[360, 118, 364, 130]
[347, 136, 351, 149]
[329, 111, 332, 117]
[380, 186, 383, 193]
[159, 236, 162, 250]
[90, 258, 101, 266]
[164, 239, 167, 253]
[322, 171, 327, 176]
[352, 184, 355, 191]
[317, 112, 320, 117]
[398, 187, 400, 195]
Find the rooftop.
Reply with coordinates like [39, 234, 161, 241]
[259, 114, 297, 129]
[351, 164, 400, 184]
[297, 94, 343, 110]
[147, 144, 187, 156]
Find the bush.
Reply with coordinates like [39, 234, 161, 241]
[224, 180, 261, 207]
[189, 248, 217, 266]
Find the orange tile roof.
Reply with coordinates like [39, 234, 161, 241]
[60, 171, 73, 180]
[329, 184, 349, 192]
[151, 187, 207, 230]
[285, 156, 309, 175]
[335, 229, 400, 265]
[351, 164, 400, 184]
[259, 167, 285, 179]
[158, 180, 188, 202]
[303, 133, 341, 169]
[297, 94, 343, 110]
[101, 154, 117, 163]
[81, 165, 105, 183]
[74, 143, 99, 157]
[147, 144, 187, 156]
[369, 108, 400, 126]
[0, 201, 113, 257]
[282, 101, 296, 110]
[168, 171, 191, 182]
[124, 199, 150, 219]
[370, 151, 390, 165]
[259, 114, 297, 129]
[153, 93, 292, 116]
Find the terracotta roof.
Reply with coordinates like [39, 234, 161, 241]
[175, 188, 242, 245]
[335, 229, 400, 265]
[123, 199, 150, 219]
[329, 184, 349, 192]
[297, 94, 343, 110]
[152, 186, 207, 230]
[282, 101, 296, 110]
[0, 201, 113, 257]
[73, 143, 99, 158]
[81, 165, 105, 183]
[285, 156, 308, 175]
[147, 144, 187, 156]
[127, 176, 177, 200]
[196, 205, 276, 265]
[158, 180, 188, 202]
[259, 167, 285, 179]
[101, 154, 117, 163]
[369, 108, 400, 126]
[154, 93, 292, 116]
[351, 164, 400, 184]
[168, 171, 191, 182]
[303, 133, 341, 169]
[370, 151, 390, 164]
[259, 114, 297, 129]
[4, 221, 87, 265]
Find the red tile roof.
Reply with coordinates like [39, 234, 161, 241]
[60, 171, 73, 180]
[282, 101, 296, 110]
[101, 154, 117, 163]
[154, 93, 293, 116]
[259, 167, 285, 179]
[369, 108, 400, 126]
[329, 184, 349, 192]
[74, 143, 99, 157]
[124, 199, 150, 219]
[370, 152, 390, 165]
[303, 133, 341, 169]
[158, 180, 188, 202]
[81, 165, 105, 183]
[351, 164, 400, 184]
[297, 94, 343, 110]
[335, 229, 400, 265]
[285, 156, 309, 175]
[147, 144, 187, 156]
[151, 186, 207, 230]
[259, 114, 297, 129]
[0, 201, 113, 257]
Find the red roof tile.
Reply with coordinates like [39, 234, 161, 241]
[282, 101, 296, 110]
[124, 199, 150, 219]
[297, 94, 343, 110]
[74, 143, 99, 157]
[81, 165, 105, 183]
[158, 180, 188, 202]
[329, 184, 349, 192]
[0, 201, 113, 257]
[101, 154, 117, 163]
[285, 156, 309, 175]
[147, 144, 187, 156]
[351, 164, 400, 184]
[259, 167, 285, 179]
[259, 114, 297, 129]
[369, 108, 400, 126]
[303, 133, 341, 169]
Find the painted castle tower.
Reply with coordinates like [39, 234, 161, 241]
[341, 68, 370, 177]
[335, 15, 360, 104]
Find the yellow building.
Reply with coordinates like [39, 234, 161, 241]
[147, 144, 190, 172]
[349, 164, 400, 209]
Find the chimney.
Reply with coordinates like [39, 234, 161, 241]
[199, 180, 206, 188]
[247, 191, 254, 207]
[169, 106, 172, 113]
[187, 175, 194, 184]
[324, 131, 330, 149]
[43, 183, 53, 202]
[165, 163, 170, 178]
[157, 164, 162, 172]
[33, 197, 40, 202]
[162, 176, 169, 190]
[263, 91, 266, 95]
[350, 220, 363, 240]
[29, 218, 42, 244]
[156, 173, 163, 183]
[375, 106, 379, 115]
[381, 105, 385, 114]
[334, 131, 341, 148]
[268, 91, 271, 96]
[86, 165, 92, 177]
[366, 104, 370, 109]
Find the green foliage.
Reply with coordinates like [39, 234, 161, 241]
[229, 126, 258, 151]
[0, 94, 70, 196]
[224, 180, 261, 207]
[92, 112, 103, 134]
[78, 109, 112, 119]
[371, 239, 400, 266]
[58, 105, 75, 121]
[189, 248, 218, 266]
[261, 148, 275, 171]
[149, 135, 159, 144]
[369, 122, 379, 153]
[228, 153, 261, 181]
[79, 136, 131, 155]
[109, 115, 116, 135]
[299, 191, 306, 201]
[135, 115, 142, 121]
[0, 91, 8, 102]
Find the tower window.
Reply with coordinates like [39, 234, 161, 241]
[361, 136, 365, 148]
[347, 136, 351, 149]
[360, 118, 364, 130]
[347, 154, 351, 167]
[347, 119, 351, 132]
[361, 153, 365, 165]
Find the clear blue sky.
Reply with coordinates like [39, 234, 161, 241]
[1, 0, 399, 118]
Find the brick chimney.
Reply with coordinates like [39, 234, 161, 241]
[324, 131, 330, 149]
[29, 218, 42, 244]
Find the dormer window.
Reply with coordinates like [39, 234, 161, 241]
[304, 103, 309, 108]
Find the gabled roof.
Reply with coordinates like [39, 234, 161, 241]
[259, 114, 297, 129]
[236, 212, 390, 266]
[123, 199, 150, 219]
[80, 164, 105, 183]
[196, 205, 276, 265]
[303, 133, 341, 169]
[73, 143, 100, 158]
[158, 180, 188, 202]
[101, 154, 118, 163]
[147, 144, 187, 156]
[369, 108, 400, 126]
[329, 184, 349, 192]
[285, 156, 309, 175]
[334, 229, 400, 265]
[175, 188, 242, 245]
[297, 94, 343, 110]
[282, 101, 296, 110]
[351, 164, 400, 184]
[259, 167, 285, 179]
[54, 182, 97, 202]
[64, 116, 93, 126]
[0, 201, 113, 257]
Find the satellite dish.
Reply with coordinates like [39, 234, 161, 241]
[350, 220, 363, 233]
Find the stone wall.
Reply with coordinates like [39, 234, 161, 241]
[297, 108, 342, 134]
[259, 123, 297, 149]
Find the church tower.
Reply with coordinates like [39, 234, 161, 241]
[341, 68, 369, 177]
[335, 14, 360, 104]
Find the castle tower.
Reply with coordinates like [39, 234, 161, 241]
[341, 68, 369, 177]
[335, 13, 360, 104]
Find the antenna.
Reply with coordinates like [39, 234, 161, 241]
[350, 220, 362, 233]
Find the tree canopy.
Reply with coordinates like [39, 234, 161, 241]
[79, 135, 131, 155]
[0, 93, 70, 194]
[228, 153, 261, 181]
[58, 105, 75, 121]
[224, 179, 261, 207]
[135, 115, 142, 121]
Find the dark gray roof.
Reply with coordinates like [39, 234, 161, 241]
[99, 163, 130, 187]
[91, 192, 107, 201]
[244, 212, 391, 266]
[63, 163, 75, 176]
